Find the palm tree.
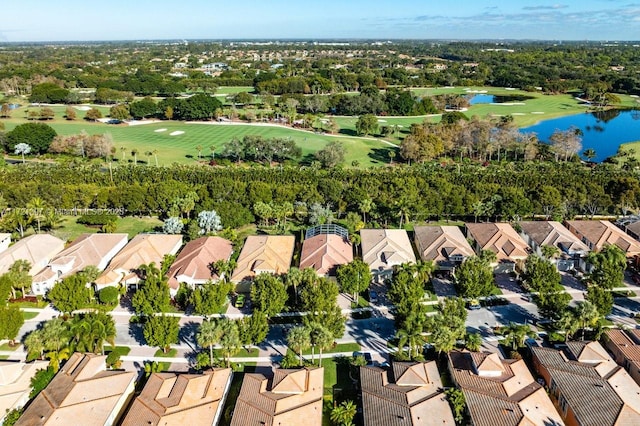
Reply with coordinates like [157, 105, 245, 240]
[152, 149, 159, 166]
[396, 327, 422, 359]
[285, 267, 304, 306]
[330, 400, 356, 426]
[131, 148, 139, 165]
[218, 318, 241, 368]
[465, 332, 482, 352]
[24, 330, 45, 360]
[583, 148, 596, 162]
[47, 347, 70, 372]
[358, 198, 375, 225]
[196, 145, 203, 160]
[120, 146, 126, 161]
[503, 322, 531, 350]
[574, 301, 600, 340]
[26, 197, 47, 233]
[287, 325, 311, 365]
[198, 319, 222, 367]
[557, 310, 579, 342]
[209, 145, 216, 160]
[310, 324, 333, 366]
[388, 150, 396, 165]
[432, 326, 456, 356]
[42, 318, 70, 353]
[145, 151, 153, 165]
[414, 260, 435, 286]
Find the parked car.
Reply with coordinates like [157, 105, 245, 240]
[467, 299, 481, 310]
[235, 294, 246, 308]
[369, 290, 378, 303]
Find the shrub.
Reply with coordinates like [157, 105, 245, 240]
[98, 286, 119, 305]
[76, 214, 118, 226]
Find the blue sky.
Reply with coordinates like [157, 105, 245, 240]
[2, 0, 639, 42]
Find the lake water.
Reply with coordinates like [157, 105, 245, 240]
[469, 94, 534, 105]
[521, 109, 640, 162]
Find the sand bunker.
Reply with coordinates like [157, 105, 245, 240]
[170, 131, 185, 136]
[511, 113, 525, 116]
[492, 102, 526, 106]
[154, 128, 167, 133]
[531, 112, 545, 114]
[377, 119, 387, 123]
[74, 106, 91, 111]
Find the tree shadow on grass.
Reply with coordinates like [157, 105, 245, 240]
[368, 147, 396, 164]
[338, 129, 358, 137]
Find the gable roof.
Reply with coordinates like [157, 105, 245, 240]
[360, 362, 455, 426]
[299, 233, 353, 276]
[360, 229, 416, 271]
[519, 221, 589, 255]
[167, 236, 233, 289]
[465, 223, 529, 262]
[0, 234, 66, 276]
[532, 343, 640, 426]
[448, 351, 564, 426]
[413, 226, 474, 263]
[32, 233, 128, 283]
[95, 234, 182, 286]
[230, 368, 323, 426]
[565, 220, 640, 255]
[230, 235, 295, 282]
[121, 369, 232, 426]
[15, 353, 136, 426]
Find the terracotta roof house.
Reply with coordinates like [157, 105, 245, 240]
[16, 353, 136, 426]
[299, 225, 353, 276]
[465, 223, 529, 273]
[167, 236, 233, 295]
[618, 218, 640, 241]
[120, 368, 233, 426]
[360, 229, 416, 281]
[0, 234, 65, 276]
[603, 328, 640, 386]
[0, 360, 48, 424]
[448, 351, 564, 426]
[95, 234, 183, 289]
[519, 221, 590, 271]
[0, 233, 10, 253]
[564, 220, 640, 256]
[31, 233, 128, 295]
[230, 367, 323, 426]
[230, 235, 295, 293]
[360, 361, 455, 426]
[413, 226, 474, 271]
[531, 341, 640, 426]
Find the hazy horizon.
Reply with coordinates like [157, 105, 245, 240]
[3, 0, 640, 43]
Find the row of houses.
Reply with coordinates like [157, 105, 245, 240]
[1, 219, 639, 296]
[1, 353, 323, 426]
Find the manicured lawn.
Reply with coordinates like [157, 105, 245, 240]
[213, 347, 259, 358]
[2, 112, 394, 167]
[301, 342, 360, 356]
[105, 346, 131, 356]
[49, 215, 162, 242]
[11, 300, 48, 309]
[0, 342, 20, 351]
[22, 311, 39, 320]
[154, 348, 177, 358]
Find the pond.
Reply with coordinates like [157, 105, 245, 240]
[521, 109, 640, 162]
[468, 94, 534, 105]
